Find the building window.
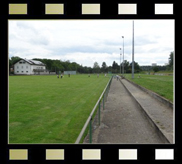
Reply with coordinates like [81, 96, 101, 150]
[17, 66, 19, 69]
[26, 71, 28, 73]
[17, 71, 19, 73]
[19, 62, 22, 64]
[26, 66, 28, 69]
[22, 71, 24, 73]
[22, 66, 23, 68]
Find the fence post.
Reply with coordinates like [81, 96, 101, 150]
[103, 94, 105, 110]
[75, 76, 113, 144]
[98, 100, 101, 125]
[106, 87, 108, 101]
[89, 117, 92, 143]
[105, 87, 107, 102]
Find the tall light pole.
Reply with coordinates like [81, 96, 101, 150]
[122, 36, 124, 77]
[132, 20, 134, 79]
[120, 48, 122, 75]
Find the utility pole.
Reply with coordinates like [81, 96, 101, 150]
[120, 48, 122, 75]
[122, 36, 124, 77]
[132, 20, 134, 79]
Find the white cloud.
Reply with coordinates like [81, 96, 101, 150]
[8, 20, 174, 66]
[61, 52, 114, 67]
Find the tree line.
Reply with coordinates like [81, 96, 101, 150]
[140, 51, 173, 73]
[9, 56, 141, 74]
[9, 51, 173, 74]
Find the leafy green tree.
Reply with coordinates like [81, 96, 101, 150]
[129, 61, 141, 73]
[101, 62, 107, 73]
[93, 62, 100, 73]
[153, 66, 159, 73]
[11, 56, 21, 65]
[168, 51, 173, 70]
[112, 61, 119, 73]
[108, 66, 112, 73]
[122, 60, 130, 73]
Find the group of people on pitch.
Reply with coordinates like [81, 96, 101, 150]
[57, 73, 71, 79]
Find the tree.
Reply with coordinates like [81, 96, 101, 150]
[153, 66, 159, 73]
[9, 56, 21, 74]
[78, 65, 83, 73]
[71, 62, 79, 72]
[129, 61, 141, 73]
[11, 56, 21, 65]
[122, 60, 130, 73]
[101, 62, 107, 73]
[108, 66, 112, 73]
[9, 58, 12, 69]
[112, 61, 119, 73]
[168, 51, 173, 70]
[93, 62, 100, 73]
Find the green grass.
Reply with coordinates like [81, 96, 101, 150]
[9, 74, 110, 143]
[124, 74, 173, 102]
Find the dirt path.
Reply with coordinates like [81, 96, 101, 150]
[84, 77, 164, 144]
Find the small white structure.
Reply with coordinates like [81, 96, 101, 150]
[152, 63, 157, 66]
[64, 71, 76, 75]
[14, 58, 48, 75]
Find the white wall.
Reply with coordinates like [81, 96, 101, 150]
[30, 65, 46, 74]
[14, 60, 46, 75]
[64, 71, 76, 75]
[14, 60, 31, 75]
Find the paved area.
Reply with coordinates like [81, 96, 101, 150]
[84, 77, 171, 144]
[121, 78, 173, 143]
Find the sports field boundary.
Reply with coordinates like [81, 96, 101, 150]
[123, 77, 173, 109]
[75, 76, 113, 144]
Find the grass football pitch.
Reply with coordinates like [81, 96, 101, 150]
[9, 74, 110, 143]
[124, 73, 173, 102]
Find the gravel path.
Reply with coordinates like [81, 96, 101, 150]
[84, 77, 165, 144]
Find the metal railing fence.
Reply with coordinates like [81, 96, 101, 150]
[75, 76, 113, 144]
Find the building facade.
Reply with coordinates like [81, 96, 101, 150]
[152, 63, 157, 66]
[14, 59, 48, 75]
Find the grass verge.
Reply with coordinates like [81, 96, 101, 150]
[124, 74, 173, 102]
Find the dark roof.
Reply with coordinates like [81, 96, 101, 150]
[14, 58, 45, 66]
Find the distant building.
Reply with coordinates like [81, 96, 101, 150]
[64, 71, 76, 75]
[152, 63, 157, 66]
[14, 58, 49, 75]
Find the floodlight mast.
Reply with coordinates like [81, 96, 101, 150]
[120, 48, 122, 75]
[132, 20, 134, 79]
[122, 36, 124, 77]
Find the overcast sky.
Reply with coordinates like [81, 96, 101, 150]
[9, 20, 174, 67]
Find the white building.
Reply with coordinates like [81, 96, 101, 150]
[14, 59, 48, 75]
[152, 63, 157, 66]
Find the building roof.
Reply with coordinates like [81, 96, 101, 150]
[15, 58, 46, 66]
